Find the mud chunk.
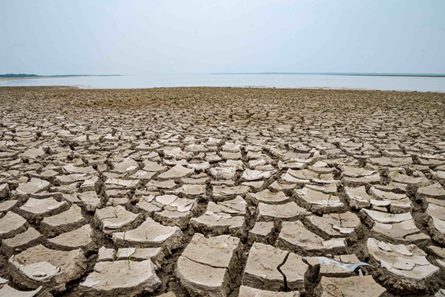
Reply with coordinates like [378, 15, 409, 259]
[54, 174, 88, 185]
[246, 189, 289, 205]
[305, 212, 361, 238]
[19, 148, 46, 161]
[0, 212, 28, 239]
[1, 227, 44, 256]
[359, 209, 429, 244]
[113, 217, 182, 253]
[176, 184, 206, 200]
[19, 198, 68, 221]
[80, 176, 101, 192]
[278, 221, 346, 255]
[341, 172, 381, 187]
[191, 196, 246, 236]
[294, 187, 345, 214]
[80, 260, 160, 297]
[257, 202, 310, 222]
[344, 186, 371, 209]
[242, 242, 307, 291]
[417, 183, 445, 201]
[368, 156, 412, 167]
[9, 244, 86, 293]
[369, 186, 412, 213]
[0, 183, 10, 198]
[142, 160, 166, 172]
[212, 185, 250, 201]
[16, 178, 50, 195]
[62, 164, 97, 175]
[342, 166, 376, 178]
[0, 199, 19, 215]
[116, 247, 164, 268]
[112, 158, 139, 174]
[209, 167, 237, 180]
[41, 205, 87, 236]
[248, 221, 275, 244]
[0, 284, 45, 297]
[366, 237, 439, 293]
[426, 201, 445, 245]
[98, 247, 116, 261]
[176, 233, 242, 297]
[105, 177, 140, 190]
[241, 169, 272, 181]
[157, 164, 194, 180]
[47, 224, 96, 252]
[150, 195, 198, 229]
[78, 191, 102, 212]
[94, 206, 141, 234]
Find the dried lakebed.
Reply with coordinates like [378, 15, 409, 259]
[0, 86, 445, 297]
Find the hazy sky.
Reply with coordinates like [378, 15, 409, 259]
[1, 0, 444, 75]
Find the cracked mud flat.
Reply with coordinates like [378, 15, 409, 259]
[0, 86, 445, 297]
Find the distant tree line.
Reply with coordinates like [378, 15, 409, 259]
[0, 73, 39, 78]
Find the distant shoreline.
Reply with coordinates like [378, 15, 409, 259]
[0, 74, 121, 81]
[210, 72, 445, 78]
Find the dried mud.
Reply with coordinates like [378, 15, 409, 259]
[0, 86, 445, 297]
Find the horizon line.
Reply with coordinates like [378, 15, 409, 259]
[2, 72, 445, 78]
[208, 72, 445, 77]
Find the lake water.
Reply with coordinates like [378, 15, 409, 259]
[1, 74, 445, 92]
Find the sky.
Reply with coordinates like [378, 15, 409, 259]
[1, 0, 444, 75]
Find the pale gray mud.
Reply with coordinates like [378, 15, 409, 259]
[0, 86, 445, 296]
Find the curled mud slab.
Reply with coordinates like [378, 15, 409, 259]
[0, 87, 445, 296]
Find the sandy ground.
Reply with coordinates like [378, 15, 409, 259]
[0, 87, 445, 297]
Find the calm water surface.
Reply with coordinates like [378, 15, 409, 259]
[1, 74, 444, 92]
